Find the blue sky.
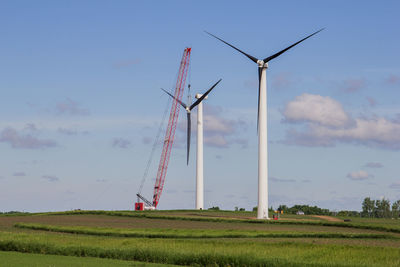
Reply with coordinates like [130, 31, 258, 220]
[1, 1, 399, 212]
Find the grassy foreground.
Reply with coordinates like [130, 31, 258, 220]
[0, 251, 176, 267]
[14, 222, 397, 239]
[0, 210, 399, 266]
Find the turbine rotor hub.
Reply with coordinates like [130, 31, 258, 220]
[257, 60, 268, 68]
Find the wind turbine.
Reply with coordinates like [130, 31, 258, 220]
[205, 29, 323, 219]
[195, 92, 206, 210]
[162, 79, 222, 165]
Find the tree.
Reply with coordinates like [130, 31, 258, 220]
[392, 200, 400, 218]
[362, 197, 375, 217]
[375, 198, 391, 218]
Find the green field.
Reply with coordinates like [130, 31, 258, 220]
[0, 251, 177, 266]
[0, 210, 399, 266]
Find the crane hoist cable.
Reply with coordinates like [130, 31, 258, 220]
[137, 95, 171, 196]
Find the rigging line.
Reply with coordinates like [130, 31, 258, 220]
[137, 94, 172, 195]
[187, 50, 192, 107]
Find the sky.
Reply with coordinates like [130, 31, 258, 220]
[0, 1, 399, 212]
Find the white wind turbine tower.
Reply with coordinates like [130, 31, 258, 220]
[195, 93, 206, 210]
[206, 29, 323, 219]
[162, 79, 221, 209]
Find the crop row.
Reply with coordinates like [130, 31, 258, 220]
[14, 223, 396, 240]
[43, 210, 400, 234]
[1, 231, 399, 266]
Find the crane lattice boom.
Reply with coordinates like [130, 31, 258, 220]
[152, 48, 191, 208]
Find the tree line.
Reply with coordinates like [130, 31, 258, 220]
[276, 204, 331, 215]
[272, 197, 400, 218]
[361, 197, 400, 218]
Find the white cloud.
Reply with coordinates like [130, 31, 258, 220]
[347, 170, 373, 181]
[177, 105, 248, 149]
[204, 135, 228, 148]
[283, 93, 352, 127]
[282, 94, 400, 150]
[203, 114, 235, 135]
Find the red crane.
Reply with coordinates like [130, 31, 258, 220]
[136, 48, 191, 210]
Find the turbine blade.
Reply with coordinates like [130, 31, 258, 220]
[190, 79, 222, 110]
[161, 88, 187, 109]
[257, 68, 261, 133]
[205, 31, 259, 63]
[187, 112, 191, 165]
[263, 28, 324, 63]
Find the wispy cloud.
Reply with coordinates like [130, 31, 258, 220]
[142, 136, 153, 145]
[270, 176, 296, 183]
[13, 172, 26, 177]
[0, 127, 57, 149]
[347, 170, 373, 181]
[386, 74, 400, 85]
[58, 127, 78, 135]
[57, 127, 89, 136]
[113, 59, 141, 69]
[366, 97, 377, 107]
[365, 162, 384, 168]
[56, 98, 89, 116]
[389, 181, 400, 189]
[342, 78, 365, 93]
[112, 138, 131, 148]
[42, 175, 59, 182]
[271, 72, 295, 90]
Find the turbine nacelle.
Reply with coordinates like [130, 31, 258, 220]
[162, 79, 222, 165]
[257, 60, 268, 68]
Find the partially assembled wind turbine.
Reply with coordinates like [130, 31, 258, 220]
[162, 79, 222, 165]
[205, 29, 323, 219]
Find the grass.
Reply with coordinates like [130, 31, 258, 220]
[39, 210, 400, 234]
[0, 231, 400, 266]
[14, 222, 398, 240]
[1, 210, 400, 266]
[0, 251, 177, 266]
